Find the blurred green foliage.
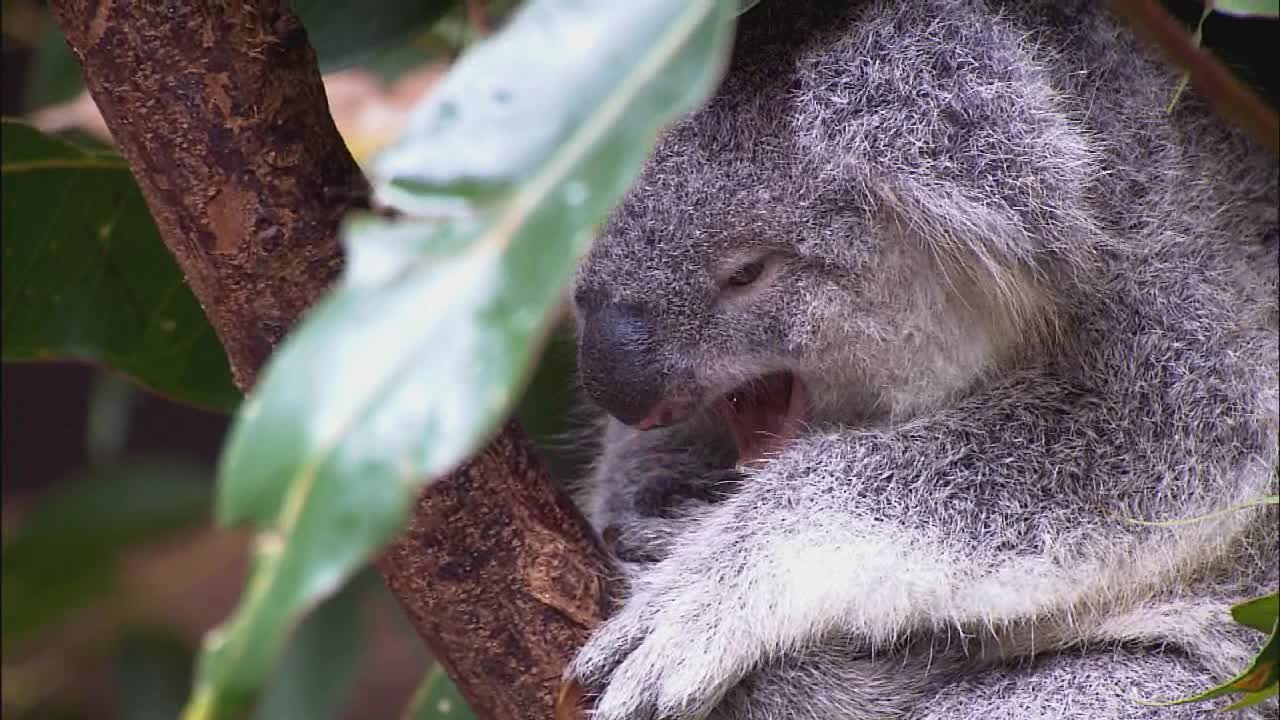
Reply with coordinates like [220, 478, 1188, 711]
[2, 456, 212, 653]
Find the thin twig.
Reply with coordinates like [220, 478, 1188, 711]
[1112, 0, 1279, 154]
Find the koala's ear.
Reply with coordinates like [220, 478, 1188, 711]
[871, 174, 1084, 338]
[880, 171, 1102, 283]
[787, 0, 1104, 285]
[879, 176, 1041, 275]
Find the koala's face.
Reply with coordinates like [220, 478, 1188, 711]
[572, 106, 890, 463]
[573, 1, 1080, 462]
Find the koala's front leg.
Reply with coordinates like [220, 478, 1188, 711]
[707, 636, 950, 720]
[569, 359, 1276, 719]
[585, 420, 739, 573]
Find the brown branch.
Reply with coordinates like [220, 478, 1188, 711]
[1112, 0, 1279, 154]
[379, 422, 614, 720]
[47, 2, 614, 718]
[51, 0, 362, 384]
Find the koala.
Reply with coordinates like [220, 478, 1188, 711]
[565, 1, 1279, 719]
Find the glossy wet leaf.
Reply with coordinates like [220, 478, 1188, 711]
[402, 666, 477, 720]
[186, 2, 737, 718]
[1, 120, 241, 412]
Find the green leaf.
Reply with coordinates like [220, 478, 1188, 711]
[1143, 591, 1279, 710]
[1212, 0, 1280, 18]
[1221, 682, 1278, 710]
[251, 573, 369, 720]
[23, 26, 85, 111]
[1128, 493, 1279, 712]
[1233, 593, 1280, 635]
[293, 0, 456, 74]
[402, 666, 476, 720]
[1, 120, 241, 412]
[2, 458, 212, 651]
[185, 2, 736, 717]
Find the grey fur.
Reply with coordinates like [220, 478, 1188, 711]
[566, 1, 1280, 718]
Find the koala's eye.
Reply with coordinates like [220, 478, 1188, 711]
[725, 260, 766, 288]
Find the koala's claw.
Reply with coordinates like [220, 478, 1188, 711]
[568, 602, 652, 690]
[567, 571, 747, 720]
[555, 679, 588, 720]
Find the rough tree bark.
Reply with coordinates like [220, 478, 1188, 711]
[48, 2, 614, 718]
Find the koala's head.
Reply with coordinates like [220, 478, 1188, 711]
[572, 103, 912, 463]
[573, 2, 1095, 461]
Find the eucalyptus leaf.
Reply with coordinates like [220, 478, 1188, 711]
[402, 666, 477, 720]
[1212, 0, 1280, 18]
[1233, 593, 1280, 635]
[1141, 592, 1279, 710]
[1222, 683, 1278, 710]
[1129, 491, 1279, 712]
[185, 2, 737, 718]
[1, 120, 241, 412]
[251, 573, 369, 720]
[1160, 607, 1277, 708]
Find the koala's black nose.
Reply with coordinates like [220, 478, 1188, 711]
[577, 302, 665, 426]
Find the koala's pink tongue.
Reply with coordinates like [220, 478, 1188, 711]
[716, 372, 804, 465]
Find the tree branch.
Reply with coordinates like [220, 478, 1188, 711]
[1111, 0, 1279, 155]
[48, 2, 614, 718]
[50, 0, 363, 383]
[379, 422, 614, 720]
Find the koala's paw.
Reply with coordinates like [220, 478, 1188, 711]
[565, 562, 755, 720]
[602, 513, 705, 566]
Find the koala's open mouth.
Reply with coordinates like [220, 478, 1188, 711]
[714, 372, 809, 465]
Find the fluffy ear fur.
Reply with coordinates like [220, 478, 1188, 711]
[786, 0, 1107, 329]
